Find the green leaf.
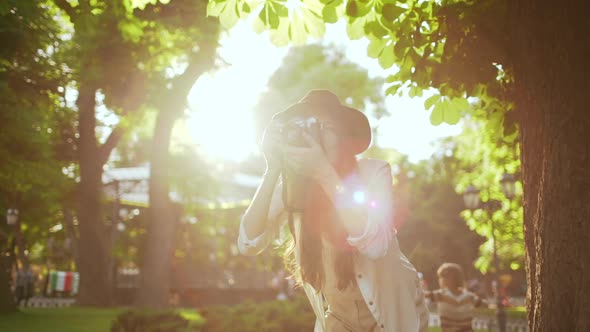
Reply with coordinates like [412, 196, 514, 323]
[269, 10, 280, 29]
[242, 2, 251, 14]
[322, 5, 338, 23]
[220, 0, 240, 30]
[301, 7, 326, 38]
[346, 1, 358, 17]
[451, 97, 470, 112]
[290, 11, 308, 45]
[269, 17, 290, 46]
[444, 103, 461, 124]
[207, 1, 226, 17]
[378, 42, 395, 69]
[364, 21, 388, 38]
[252, 16, 266, 34]
[385, 75, 397, 83]
[408, 85, 423, 98]
[393, 38, 408, 59]
[381, 3, 405, 22]
[273, 2, 289, 17]
[431, 98, 461, 125]
[346, 17, 365, 39]
[259, 3, 280, 29]
[430, 102, 443, 125]
[367, 39, 387, 58]
[385, 83, 402, 96]
[424, 94, 439, 110]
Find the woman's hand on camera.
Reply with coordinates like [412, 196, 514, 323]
[261, 121, 282, 174]
[282, 132, 333, 181]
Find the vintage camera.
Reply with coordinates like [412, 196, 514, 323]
[279, 117, 323, 148]
[277, 117, 324, 212]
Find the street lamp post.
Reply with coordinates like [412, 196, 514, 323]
[463, 174, 516, 332]
[6, 208, 28, 270]
[6, 209, 18, 226]
[4, 209, 19, 277]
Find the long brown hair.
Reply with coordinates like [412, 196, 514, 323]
[285, 141, 361, 292]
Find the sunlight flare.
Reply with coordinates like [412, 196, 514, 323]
[187, 71, 259, 162]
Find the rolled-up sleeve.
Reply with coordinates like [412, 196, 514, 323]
[347, 162, 395, 259]
[237, 180, 285, 256]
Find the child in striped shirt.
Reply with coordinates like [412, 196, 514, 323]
[425, 263, 488, 332]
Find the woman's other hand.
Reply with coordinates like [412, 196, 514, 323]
[282, 132, 333, 181]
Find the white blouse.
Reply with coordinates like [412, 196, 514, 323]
[238, 158, 429, 332]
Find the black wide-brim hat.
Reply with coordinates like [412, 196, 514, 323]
[272, 90, 372, 155]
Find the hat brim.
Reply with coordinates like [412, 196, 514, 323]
[273, 102, 372, 155]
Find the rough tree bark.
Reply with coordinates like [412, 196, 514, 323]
[75, 81, 134, 305]
[136, 105, 180, 308]
[510, 1, 590, 330]
[136, 22, 219, 308]
[75, 83, 112, 306]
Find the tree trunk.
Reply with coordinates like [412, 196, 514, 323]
[136, 106, 180, 308]
[64, 208, 79, 270]
[510, 1, 590, 330]
[0, 251, 16, 313]
[75, 83, 111, 306]
[135, 21, 219, 307]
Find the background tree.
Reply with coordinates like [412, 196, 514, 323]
[132, 0, 220, 308]
[209, 1, 590, 329]
[393, 152, 484, 288]
[51, 0, 219, 306]
[53, 0, 156, 305]
[453, 110, 523, 273]
[0, 0, 74, 312]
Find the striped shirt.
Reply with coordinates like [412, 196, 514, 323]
[427, 288, 484, 332]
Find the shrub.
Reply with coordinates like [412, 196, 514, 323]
[110, 296, 315, 332]
[111, 310, 201, 332]
[198, 296, 315, 332]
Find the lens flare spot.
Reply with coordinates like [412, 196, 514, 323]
[353, 191, 366, 204]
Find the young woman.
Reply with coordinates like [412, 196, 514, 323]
[238, 90, 429, 332]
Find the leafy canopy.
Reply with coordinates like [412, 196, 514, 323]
[207, 0, 514, 133]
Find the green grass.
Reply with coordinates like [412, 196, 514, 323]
[0, 306, 522, 332]
[475, 306, 527, 320]
[429, 306, 527, 320]
[0, 307, 203, 332]
[0, 307, 124, 332]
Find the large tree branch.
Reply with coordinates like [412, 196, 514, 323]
[54, 0, 77, 20]
[169, 21, 220, 102]
[99, 21, 220, 166]
[175, 51, 217, 97]
[98, 124, 124, 166]
[97, 71, 149, 166]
